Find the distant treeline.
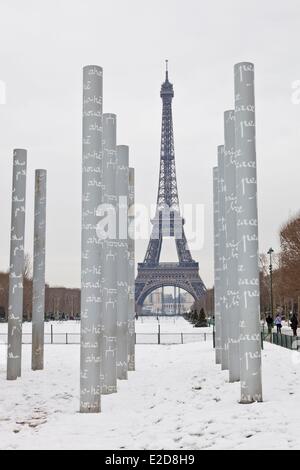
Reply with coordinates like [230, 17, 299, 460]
[191, 212, 300, 320]
[259, 213, 300, 318]
[0, 271, 80, 321]
[2, 211, 300, 322]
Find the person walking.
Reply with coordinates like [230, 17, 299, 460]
[290, 313, 298, 337]
[266, 313, 274, 335]
[274, 314, 282, 334]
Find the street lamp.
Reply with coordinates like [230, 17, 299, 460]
[267, 248, 274, 317]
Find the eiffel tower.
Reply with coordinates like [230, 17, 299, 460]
[135, 62, 206, 313]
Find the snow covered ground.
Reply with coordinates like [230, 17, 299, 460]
[135, 316, 212, 344]
[1, 318, 300, 450]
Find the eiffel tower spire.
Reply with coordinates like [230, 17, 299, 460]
[135, 64, 206, 312]
[143, 63, 193, 264]
[156, 60, 179, 212]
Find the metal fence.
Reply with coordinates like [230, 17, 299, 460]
[136, 332, 212, 345]
[0, 328, 213, 346]
[272, 332, 300, 351]
[261, 326, 300, 351]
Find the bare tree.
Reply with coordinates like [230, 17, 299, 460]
[23, 252, 32, 281]
[278, 215, 300, 317]
[0, 272, 9, 320]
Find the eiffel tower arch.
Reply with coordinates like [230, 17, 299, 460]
[135, 62, 206, 314]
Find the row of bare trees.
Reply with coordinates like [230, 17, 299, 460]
[2, 212, 300, 322]
[189, 214, 300, 321]
[0, 255, 80, 321]
[260, 214, 300, 318]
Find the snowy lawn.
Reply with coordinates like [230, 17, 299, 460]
[0, 316, 212, 334]
[1, 339, 300, 450]
[0, 317, 213, 345]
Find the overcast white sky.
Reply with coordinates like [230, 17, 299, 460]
[1, 0, 300, 289]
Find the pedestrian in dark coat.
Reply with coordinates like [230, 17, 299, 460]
[290, 314, 298, 337]
[266, 314, 273, 334]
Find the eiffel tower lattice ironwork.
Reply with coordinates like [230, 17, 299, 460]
[135, 62, 206, 313]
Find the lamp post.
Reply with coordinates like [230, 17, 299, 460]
[267, 248, 274, 317]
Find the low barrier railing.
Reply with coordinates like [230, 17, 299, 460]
[0, 330, 213, 346]
[271, 332, 300, 350]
